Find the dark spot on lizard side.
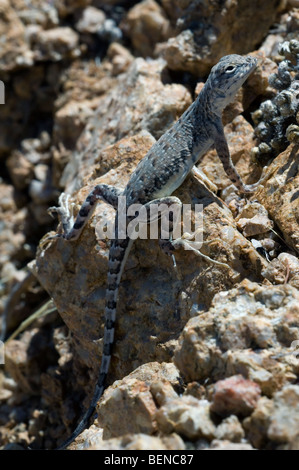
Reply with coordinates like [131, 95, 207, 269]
[154, 176, 163, 190]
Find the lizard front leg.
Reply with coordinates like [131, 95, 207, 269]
[213, 126, 267, 194]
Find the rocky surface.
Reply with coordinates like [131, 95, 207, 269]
[0, 0, 298, 452]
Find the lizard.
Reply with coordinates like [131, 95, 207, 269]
[46, 54, 265, 449]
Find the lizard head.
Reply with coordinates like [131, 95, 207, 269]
[206, 54, 258, 113]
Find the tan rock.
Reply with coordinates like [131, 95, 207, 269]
[268, 385, 299, 445]
[174, 280, 299, 394]
[107, 42, 134, 76]
[50, 0, 92, 18]
[31, 27, 80, 62]
[156, 395, 216, 440]
[209, 440, 254, 450]
[0, 183, 27, 269]
[255, 143, 299, 253]
[121, 0, 172, 57]
[214, 415, 245, 442]
[72, 429, 185, 450]
[161, 1, 281, 75]
[53, 99, 99, 150]
[0, 0, 33, 71]
[75, 6, 106, 33]
[6, 151, 34, 190]
[60, 58, 192, 191]
[5, 329, 49, 394]
[237, 214, 273, 238]
[243, 396, 274, 449]
[262, 253, 299, 289]
[97, 378, 158, 439]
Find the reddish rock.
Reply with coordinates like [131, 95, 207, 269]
[210, 375, 261, 417]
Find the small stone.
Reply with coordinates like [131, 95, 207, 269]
[268, 385, 299, 444]
[237, 214, 273, 237]
[107, 42, 134, 76]
[32, 27, 80, 61]
[215, 415, 245, 442]
[243, 396, 274, 449]
[97, 378, 158, 439]
[156, 395, 216, 440]
[6, 151, 34, 190]
[210, 375, 261, 417]
[209, 440, 254, 450]
[262, 253, 299, 289]
[121, 0, 172, 57]
[75, 7, 106, 34]
[73, 430, 185, 450]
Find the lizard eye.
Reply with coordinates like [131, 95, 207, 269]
[225, 65, 236, 73]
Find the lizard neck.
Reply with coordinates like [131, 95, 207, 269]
[197, 79, 229, 118]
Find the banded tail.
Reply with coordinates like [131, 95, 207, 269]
[57, 220, 133, 449]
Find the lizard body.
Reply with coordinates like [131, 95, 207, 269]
[50, 54, 264, 449]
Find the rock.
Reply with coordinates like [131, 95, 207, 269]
[6, 151, 34, 190]
[243, 396, 274, 449]
[53, 99, 98, 150]
[75, 6, 106, 34]
[160, 1, 281, 75]
[98, 378, 158, 439]
[126, 361, 180, 387]
[209, 440, 254, 450]
[60, 57, 192, 192]
[214, 415, 245, 442]
[268, 385, 299, 445]
[156, 395, 216, 440]
[0, 0, 34, 72]
[106, 42, 134, 76]
[255, 143, 299, 253]
[121, 0, 172, 57]
[4, 329, 53, 395]
[93, 362, 180, 441]
[150, 381, 179, 407]
[0, 183, 27, 268]
[30, 27, 81, 62]
[16, 1, 59, 28]
[210, 375, 261, 417]
[52, 0, 92, 18]
[262, 253, 299, 289]
[73, 429, 185, 450]
[236, 204, 274, 238]
[174, 280, 299, 395]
